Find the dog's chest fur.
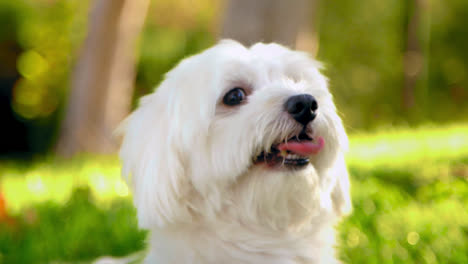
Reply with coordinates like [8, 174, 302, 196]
[145, 221, 341, 264]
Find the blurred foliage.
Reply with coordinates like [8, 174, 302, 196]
[0, 0, 217, 155]
[0, 0, 467, 154]
[0, 188, 146, 263]
[317, 0, 468, 129]
[0, 0, 90, 155]
[135, 0, 218, 101]
[10, 0, 88, 120]
[0, 125, 467, 263]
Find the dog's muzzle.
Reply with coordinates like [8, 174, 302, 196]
[253, 94, 324, 169]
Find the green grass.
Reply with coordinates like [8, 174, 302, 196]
[1, 156, 127, 214]
[348, 124, 468, 167]
[340, 124, 468, 264]
[0, 189, 146, 264]
[0, 124, 467, 263]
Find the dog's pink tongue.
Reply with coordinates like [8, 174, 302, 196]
[278, 136, 325, 156]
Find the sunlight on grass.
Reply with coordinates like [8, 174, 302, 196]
[347, 124, 468, 168]
[1, 156, 128, 214]
[1, 124, 467, 213]
[0, 124, 467, 263]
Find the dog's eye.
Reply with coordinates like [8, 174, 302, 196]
[223, 87, 246, 106]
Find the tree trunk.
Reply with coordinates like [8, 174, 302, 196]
[220, 0, 317, 53]
[56, 0, 150, 156]
[402, 0, 428, 111]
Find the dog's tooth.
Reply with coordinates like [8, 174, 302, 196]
[286, 154, 303, 160]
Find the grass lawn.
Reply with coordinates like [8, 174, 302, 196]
[0, 124, 467, 263]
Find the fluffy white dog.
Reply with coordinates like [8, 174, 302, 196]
[119, 40, 351, 264]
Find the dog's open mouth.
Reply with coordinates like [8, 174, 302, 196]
[254, 132, 325, 168]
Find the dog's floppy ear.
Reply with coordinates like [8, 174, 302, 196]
[330, 153, 352, 216]
[118, 93, 191, 228]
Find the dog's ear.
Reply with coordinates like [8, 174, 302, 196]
[330, 153, 352, 216]
[118, 93, 191, 228]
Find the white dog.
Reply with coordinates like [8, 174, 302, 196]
[119, 40, 351, 264]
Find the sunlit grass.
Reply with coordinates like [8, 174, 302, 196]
[337, 124, 468, 264]
[1, 124, 467, 213]
[0, 123, 467, 263]
[1, 156, 128, 214]
[347, 123, 468, 167]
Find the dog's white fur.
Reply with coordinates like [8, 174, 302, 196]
[119, 40, 351, 264]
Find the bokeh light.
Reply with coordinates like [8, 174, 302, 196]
[17, 50, 48, 79]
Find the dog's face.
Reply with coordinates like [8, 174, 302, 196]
[120, 40, 350, 231]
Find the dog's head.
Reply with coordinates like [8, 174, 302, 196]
[119, 40, 350, 230]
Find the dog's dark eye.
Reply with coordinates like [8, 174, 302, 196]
[223, 87, 246, 106]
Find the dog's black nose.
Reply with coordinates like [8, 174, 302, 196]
[284, 94, 318, 126]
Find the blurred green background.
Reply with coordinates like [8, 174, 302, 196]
[0, 0, 467, 263]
